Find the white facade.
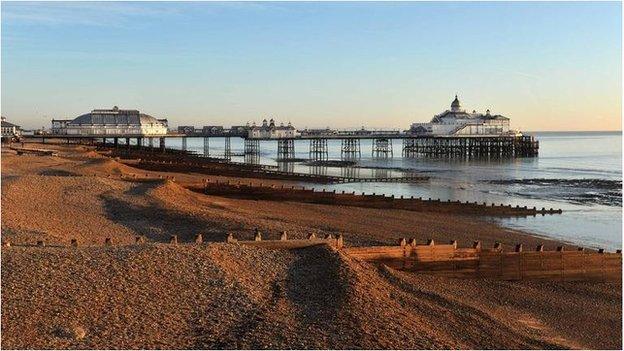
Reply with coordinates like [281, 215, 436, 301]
[51, 119, 72, 134]
[410, 96, 511, 136]
[248, 119, 298, 139]
[1, 117, 20, 139]
[61, 107, 168, 136]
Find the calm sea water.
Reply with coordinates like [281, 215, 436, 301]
[165, 131, 622, 250]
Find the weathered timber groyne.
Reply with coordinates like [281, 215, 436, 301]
[103, 147, 430, 184]
[8, 232, 618, 283]
[344, 240, 622, 282]
[188, 179, 563, 217]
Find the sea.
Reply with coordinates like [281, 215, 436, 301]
[165, 131, 622, 251]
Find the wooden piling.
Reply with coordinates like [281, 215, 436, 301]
[194, 234, 203, 243]
[473, 241, 481, 250]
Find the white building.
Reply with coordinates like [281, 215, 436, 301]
[60, 107, 168, 136]
[51, 119, 72, 134]
[410, 96, 511, 136]
[1, 117, 21, 140]
[248, 118, 298, 139]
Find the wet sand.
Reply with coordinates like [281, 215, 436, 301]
[1, 143, 621, 349]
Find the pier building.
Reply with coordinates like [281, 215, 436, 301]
[51, 119, 72, 134]
[60, 106, 168, 136]
[248, 119, 298, 139]
[1, 117, 21, 141]
[409, 96, 511, 136]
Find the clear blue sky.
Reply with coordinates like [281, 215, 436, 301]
[2, 1, 621, 131]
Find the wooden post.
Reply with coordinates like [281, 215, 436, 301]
[71, 239, 78, 247]
[194, 234, 203, 243]
[336, 234, 344, 249]
[427, 239, 435, 246]
[536, 244, 544, 252]
[254, 228, 262, 241]
[409, 238, 417, 247]
[556, 246, 564, 252]
[472, 241, 481, 250]
[169, 235, 178, 245]
[515, 244, 523, 252]
[450, 240, 457, 249]
[226, 233, 236, 243]
[307, 233, 316, 240]
[280, 231, 288, 241]
[399, 238, 407, 247]
[324, 234, 333, 239]
[493, 242, 502, 251]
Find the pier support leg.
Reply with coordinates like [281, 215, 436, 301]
[341, 138, 361, 159]
[203, 137, 209, 156]
[372, 138, 392, 158]
[244, 139, 260, 155]
[277, 139, 295, 160]
[181, 137, 187, 151]
[159, 137, 165, 153]
[309, 138, 328, 161]
[114, 138, 118, 148]
[224, 137, 231, 160]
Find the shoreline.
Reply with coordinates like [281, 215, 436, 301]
[1, 142, 621, 349]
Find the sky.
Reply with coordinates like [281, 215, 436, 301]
[1, 1, 622, 131]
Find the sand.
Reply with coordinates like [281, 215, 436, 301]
[1, 143, 621, 349]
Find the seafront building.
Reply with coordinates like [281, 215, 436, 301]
[409, 96, 512, 136]
[54, 107, 168, 136]
[51, 119, 72, 134]
[248, 118, 298, 139]
[1, 116, 21, 141]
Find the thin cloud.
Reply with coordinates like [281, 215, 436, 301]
[1, 1, 185, 27]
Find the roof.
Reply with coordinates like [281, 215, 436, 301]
[431, 110, 509, 123]
[68, 108, 164, 126]
[1, 120, 18, 128]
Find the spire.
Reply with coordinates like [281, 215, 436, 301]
[451, 94, 462, 112]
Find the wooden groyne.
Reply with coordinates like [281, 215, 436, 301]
[9, 146, 58, 156]
[10, 232, 618, 282]
[104, 147, 430, 184]
[190, 179, 563, 217]
[344, 240, 621, 282]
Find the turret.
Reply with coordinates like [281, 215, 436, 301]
[450, 95, 462, 112]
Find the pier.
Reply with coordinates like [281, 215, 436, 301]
[28, 130, 539, 161]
